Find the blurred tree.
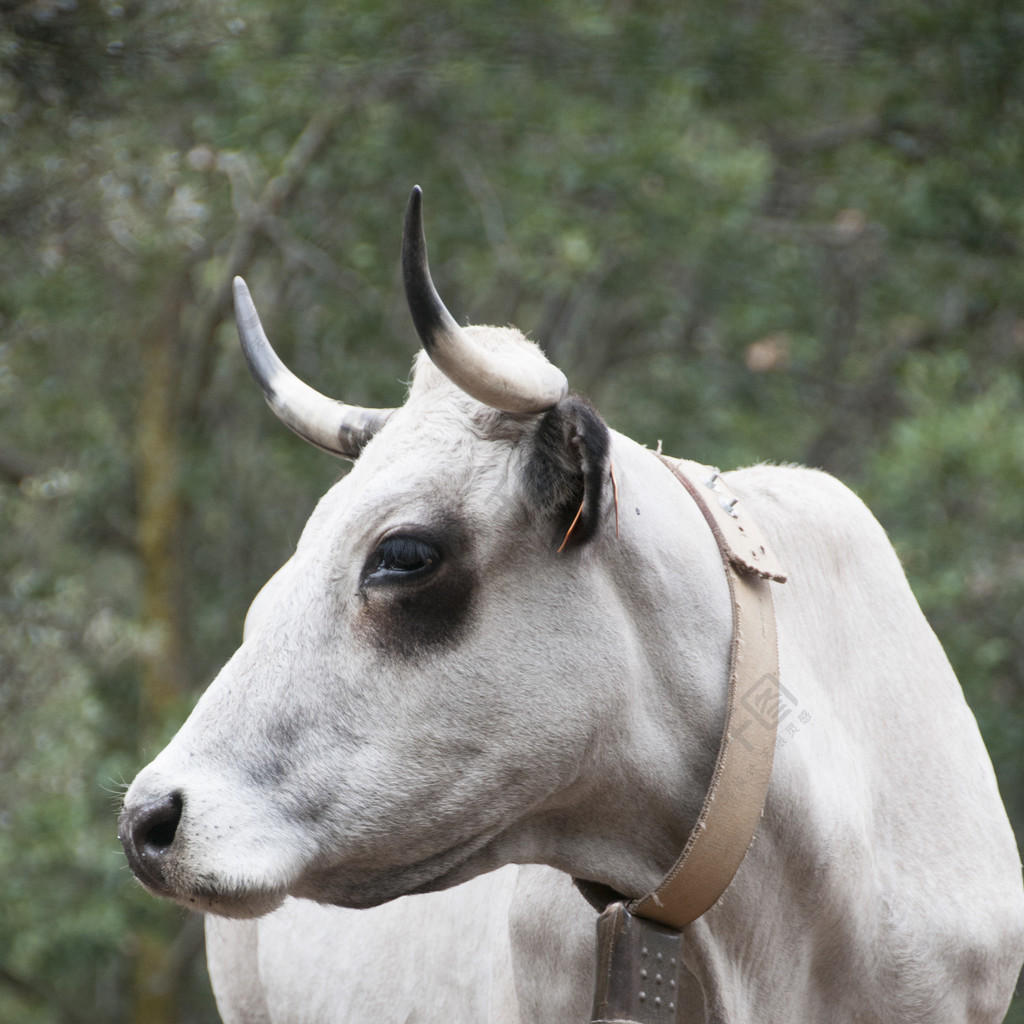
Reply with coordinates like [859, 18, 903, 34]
[1, 0, 1021, 1020]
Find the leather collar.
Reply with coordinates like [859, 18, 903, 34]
[577, 456, 787, 928]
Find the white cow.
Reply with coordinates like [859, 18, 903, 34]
[121, 189, 1024, 1022]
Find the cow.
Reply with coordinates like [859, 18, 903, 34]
[120, 188, 1024, 1023]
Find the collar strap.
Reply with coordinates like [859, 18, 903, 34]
[626, 457, 787, 929]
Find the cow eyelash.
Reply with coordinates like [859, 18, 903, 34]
[361, 535, 441, 587]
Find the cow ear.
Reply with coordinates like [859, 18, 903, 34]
[525, 396, 611, 550]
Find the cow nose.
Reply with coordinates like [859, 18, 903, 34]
[118, 791, 183, 893]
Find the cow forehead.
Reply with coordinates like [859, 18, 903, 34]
[308, 439, 514, 551]
[305, 400, 529, 550]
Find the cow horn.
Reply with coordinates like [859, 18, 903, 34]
[402, 186, 568, 414]
[233, 277, 394, 459]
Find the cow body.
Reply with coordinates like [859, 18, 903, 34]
[119, 193, 1024, 1022]
[198, 443, 1024, 1024]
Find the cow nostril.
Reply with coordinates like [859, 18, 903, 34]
[119, 790, 185, 893]
[141, 791, 183, 852]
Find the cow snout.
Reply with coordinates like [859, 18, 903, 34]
[118, 791, 183, 894]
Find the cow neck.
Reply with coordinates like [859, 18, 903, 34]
[576, 455, 788, 931]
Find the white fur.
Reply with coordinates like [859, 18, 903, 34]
[123, 330, 1024, 1021]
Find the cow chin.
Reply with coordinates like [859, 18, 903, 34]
[171, 884, 287, 920]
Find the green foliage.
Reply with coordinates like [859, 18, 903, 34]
[1, 0, 1023, 1019]
[862, 353, 1024, 825]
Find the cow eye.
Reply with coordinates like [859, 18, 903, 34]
[363, 535, 440, 586]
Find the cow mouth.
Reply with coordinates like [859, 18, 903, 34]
[126, 853, 289, 919]
[138, 863, 289, 919]
[126, 860, 289, 919]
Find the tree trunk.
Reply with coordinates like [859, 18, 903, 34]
[133, 270, 189, 1024]
[136, 272, 189, 723]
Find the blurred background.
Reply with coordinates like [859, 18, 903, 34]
[2, 0, 1023, 1020]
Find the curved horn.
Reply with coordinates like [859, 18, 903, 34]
[402, 186, 568, 414]
[233, 277, 393, 459]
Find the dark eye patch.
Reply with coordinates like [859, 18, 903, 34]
[360, 534, 441, 589]
[355, 517, 476, 658]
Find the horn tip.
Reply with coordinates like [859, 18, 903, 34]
[406, 185, 423, 217]
[232, 276, 252, 309]
[405, 186, 424, 236]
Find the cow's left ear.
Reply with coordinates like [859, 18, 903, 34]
[524, 396, 611, 551]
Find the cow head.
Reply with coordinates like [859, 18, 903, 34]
[119, 189, 727, 918]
